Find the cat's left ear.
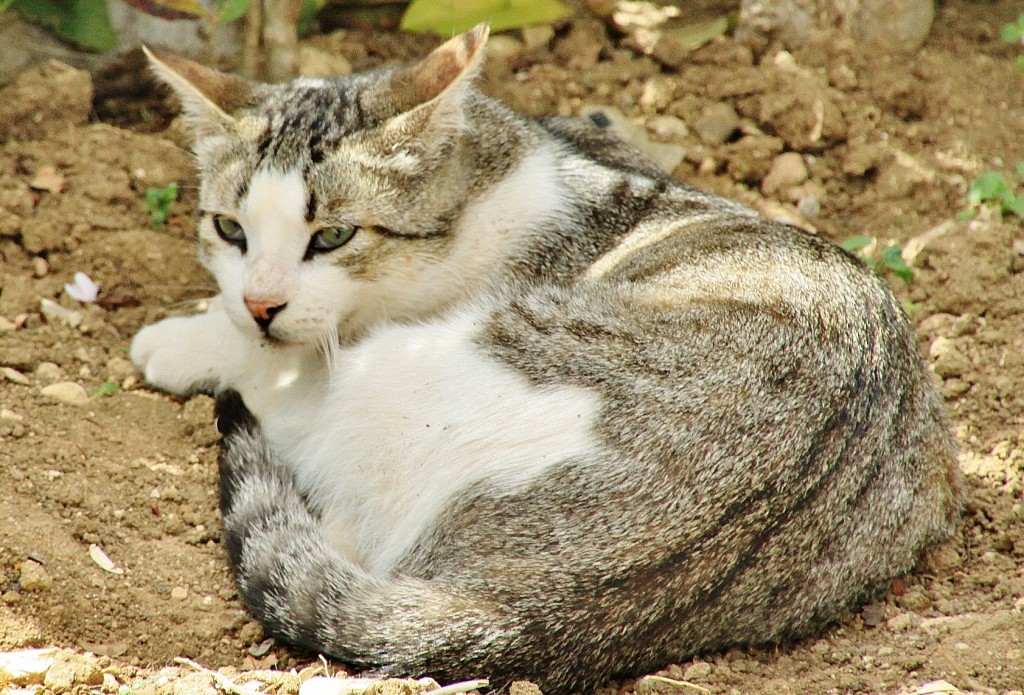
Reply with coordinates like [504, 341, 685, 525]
[143, 46, 256, 141]
[383, 24, 489, 152]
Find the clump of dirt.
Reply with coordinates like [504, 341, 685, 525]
[2, 1, 1024, 693]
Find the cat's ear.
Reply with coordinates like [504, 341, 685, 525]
[382, 24, 489, 152]
[142, 46, 255, 140]
[389, 23, 489, 113]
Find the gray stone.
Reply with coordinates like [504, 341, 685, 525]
[737, 0, 933, 54]
[693, 102, 739, 146]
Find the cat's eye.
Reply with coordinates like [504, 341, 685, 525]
[213, 215, 246, 247]
[310, 225, 356, 253]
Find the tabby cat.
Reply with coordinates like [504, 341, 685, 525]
[131, 25, 963, 693]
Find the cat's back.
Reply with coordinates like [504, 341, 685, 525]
[460, 194, 961, 674]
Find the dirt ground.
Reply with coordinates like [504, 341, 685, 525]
[2, 1, 1024, 693]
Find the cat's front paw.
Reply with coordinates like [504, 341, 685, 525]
[131, 313, 229, 396]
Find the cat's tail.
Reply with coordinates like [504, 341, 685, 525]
[214, 392, 519, 687]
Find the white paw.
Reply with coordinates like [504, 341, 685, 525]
[130, 311, 234, 396]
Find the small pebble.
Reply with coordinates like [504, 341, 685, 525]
[886, 612, 917, 631]
[683, 661, 713, 680]
[1, 367, 31, 385]
[861, 603, 885, 627]
[19, 560, 53, 591]
[40, 381, 89, 405]
[106, 356, 137, 383]
[39, 299, 82, 328]
[43, 651, 103, 693]
[510, 682, 543, 695]
[1, 408, 24, 421]
[237, 620, 265, 644]
[693, 102, 739, 146]
[647, 115, 689, 141]
[761, 152, 809, 195]
[639, 78, 674, 111]
[33, 257, 49, 277]
[797, 196, 821, 218]
[35, 362, 64, 383]
[170, 586, 189, 601]
[0, 647, 56, 684]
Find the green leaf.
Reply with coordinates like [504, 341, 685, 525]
[839, 235, 873, 253]
[1000, 24, 1022, 43]
[214, 0, 248, 24]
[144, 182, 178, 227]
[966, 171, 1012, 205]
[12, 0, 117, 51]
[1004, 195, 1024, 217]
[91, 381, 120, 398]
[881, 244, 913, 282]
[957, 208, 977, 221]
[401, 0, 570, 36]
[1014, 162, 1024, 181]
[296, 0, 323, 33]
[1000, 15, 1024, 43]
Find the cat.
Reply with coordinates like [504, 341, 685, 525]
[130, 25, 963, 693]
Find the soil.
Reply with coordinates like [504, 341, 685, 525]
[1, 2, 1023, 694]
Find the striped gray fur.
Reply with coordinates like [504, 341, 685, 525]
[141, 25, 962, 694]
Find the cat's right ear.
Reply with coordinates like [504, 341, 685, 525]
[142, 46, 255, 140]
[380, 25, 489, 156]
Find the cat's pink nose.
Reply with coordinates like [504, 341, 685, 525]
[244, 297, 287, 326]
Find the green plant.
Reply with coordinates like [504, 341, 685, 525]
[91, 381, 120, 398]
[959, 168, 1024, 220]
[401, 0, 570, 35]
[10, 0, 117, 50]
[144, 183, 178, 227]
[840, 235, 914, 282]
[1002, 14, 1024, 70]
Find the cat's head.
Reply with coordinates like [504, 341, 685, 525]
[145, 26, 492, 346]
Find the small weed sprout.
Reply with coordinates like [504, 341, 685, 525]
[959, 167, 1024, 220]
[91, 381, 120, 398]
[840, 235, 914, 282]
[1001, 14, 1024, 70]
[144, 182, 179, 227]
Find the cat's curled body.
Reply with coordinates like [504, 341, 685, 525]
[131, 26, 962, 693]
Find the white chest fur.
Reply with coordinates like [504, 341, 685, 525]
[262, 307, 603, 575]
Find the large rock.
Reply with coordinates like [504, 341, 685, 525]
[736, 0, 934, 53]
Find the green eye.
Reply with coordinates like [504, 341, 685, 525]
[310, 225, 356, 253]
[213, 215, 246, 246]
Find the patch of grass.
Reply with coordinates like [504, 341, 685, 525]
[958, 168, 1024, 220]
[144, 183, 178, 227]
[840, 235, 914, 282]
